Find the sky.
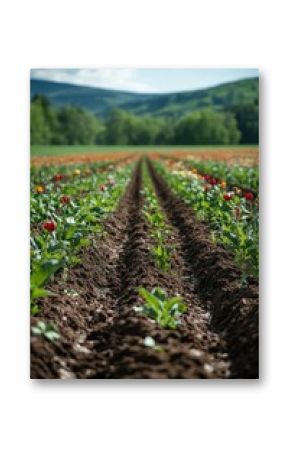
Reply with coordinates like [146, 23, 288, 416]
[31, 68, 258, 94]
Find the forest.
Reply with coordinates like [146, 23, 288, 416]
[31, 94, 258, 146]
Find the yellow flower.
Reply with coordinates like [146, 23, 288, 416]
[73, 169, 81, 176]
[35, 185, 44, 193]
[220, 181, 227, 189]
[191, 168, 197, 174]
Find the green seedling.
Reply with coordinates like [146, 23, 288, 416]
[31, 321, 60, 342]
[142, 171, 173, 271]
[136, 287, 187, 329]
[153, 244, 171, 270]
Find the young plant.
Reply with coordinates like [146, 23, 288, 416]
[136, 287, 187, 329]
[31, 321, 60, 342]
[153, 244, 171, 270]
[142, 168, 173, 271]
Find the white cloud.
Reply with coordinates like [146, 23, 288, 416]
[31, 68, 155, 92]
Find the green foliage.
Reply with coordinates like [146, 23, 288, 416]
[30, 161, 133, 312]
[142, 167, 172, 270]
[156, 161, 259, 278]
[30, 76, 258, 145]
[184, 159, 259, 191]
[31, 101, 243, 146]
[152, 244, 171, 270]
[31, 77, 258, 120]
[174, 109, 241, 145]
[105, 109, 170, 145]
[31, 259, 62, 298]
[57, 106, 105, 145]
[30, 96, 105, 145]
[137, 287, 187, 329]
[230, 102, 259, 144]
[31, 96, 58, 144]
[31, 321, 60, 342]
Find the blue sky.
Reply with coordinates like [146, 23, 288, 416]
[31, 68, 258, 93]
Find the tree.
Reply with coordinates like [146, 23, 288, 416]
[231, 102, 259, 144]
[104, 110, 175, 145]
[31, 96, 249, 146]
[57, 106, 104, 145]
[30, 96, 58, 144]
[223, 112, 241, 144]
[174, 109, 241, 145]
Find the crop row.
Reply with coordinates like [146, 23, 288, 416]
[162, 156, 258, 193]
[30, 157, 258, 315]
[153, 160, 259, 278]
[141, 164, 173, 271]
[30, 161, 133, 313]
[187, 159, 258, 192]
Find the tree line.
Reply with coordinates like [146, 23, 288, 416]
[31, 95, 258, 146]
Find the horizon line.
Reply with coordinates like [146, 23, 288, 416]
[30, 75, 259, 96]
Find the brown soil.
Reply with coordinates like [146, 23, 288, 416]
[31, 159, 259, 379]
[157, 148, 259, 166]
[31, 152, 138, 167]
[31, 147, 259, 168]
[148, 160, 259, 378]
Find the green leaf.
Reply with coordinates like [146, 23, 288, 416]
[31, 321, 60, 342]
[31, 326, 42, 335]
[66, 217, 76, 224]
[164, 296, 183, 312]
[151, 287, 167, 301]
[45, 331, 60, 342]
[37, 321, 46, 332]
[30, 286, 50, 300]
[30, 303, 40, 315]
[138, 287, 161, 314]
[137, 287, 186, 329]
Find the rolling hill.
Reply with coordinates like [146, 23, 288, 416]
[31, 77, 258, 118]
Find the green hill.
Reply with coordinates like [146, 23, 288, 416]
[30, 77, 258, 118]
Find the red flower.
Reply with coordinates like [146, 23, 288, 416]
[209, 178, 217, 185]
[223, 192, 233, 201]
[43, 221, 56, 232]
[53, 174, 63, 182]
[244, 192, 254, 201]
[60, 195, 70, 204]
[99, 184, 106, 192]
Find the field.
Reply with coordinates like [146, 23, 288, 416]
[30, 148, 259, 379]
[31, 144, 259, 156]
[31, 145, 258, 165]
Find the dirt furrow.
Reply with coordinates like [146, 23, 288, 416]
[31, 158, 258, 379]
[30, 164, 141, 379]
[147, 159, 259, 378]
[90, 162, 231, 379]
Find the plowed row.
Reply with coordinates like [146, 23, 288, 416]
[31, 159, 258, 379]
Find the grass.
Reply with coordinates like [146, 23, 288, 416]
[31, 145, 259, 157]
